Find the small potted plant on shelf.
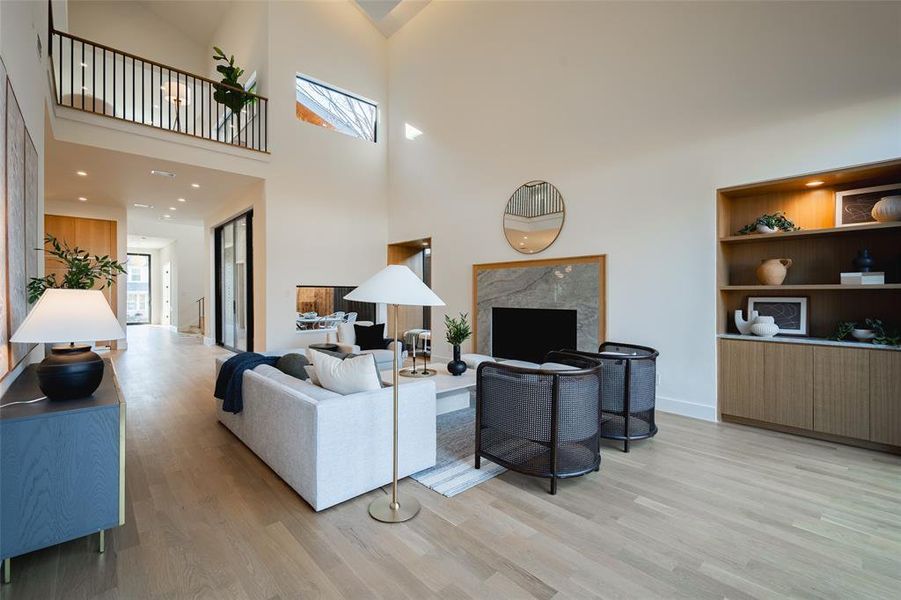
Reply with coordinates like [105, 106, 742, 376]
[737, 212, 800, 235]
[445, 312, 472, 376]
[832, 318, 900, 346]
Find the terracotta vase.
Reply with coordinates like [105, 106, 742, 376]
[756, 258, 793, 285]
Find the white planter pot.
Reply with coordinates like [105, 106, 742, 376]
[851, 328, 876, 342]
[756, 224, 777, 234]
[750, 316, 779, 337]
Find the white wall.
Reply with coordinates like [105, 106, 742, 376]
[43, 200, 128, 347]
[67, 1, 210, 75]
[0, 0, 51, 393]
[387, 1, 901, 420]
[128, 217, 205, 332]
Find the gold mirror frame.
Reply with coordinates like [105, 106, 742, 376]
[503, 181, 566, 254]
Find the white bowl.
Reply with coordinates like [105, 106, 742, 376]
[851, 329, 876, 342]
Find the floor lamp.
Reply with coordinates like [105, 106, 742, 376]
[345, 265, 445, 522]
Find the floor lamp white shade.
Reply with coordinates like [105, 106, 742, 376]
[345, 265, 444, 522]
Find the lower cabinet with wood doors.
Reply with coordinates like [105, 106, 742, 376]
[719, 337, 901, 452]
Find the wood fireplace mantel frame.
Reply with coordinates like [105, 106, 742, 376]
[471, 255, 607, 353]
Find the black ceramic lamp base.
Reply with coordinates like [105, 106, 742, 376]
[36, 344, 104, 401]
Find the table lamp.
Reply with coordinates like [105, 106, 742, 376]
[345, 265, 444, 523]
[10, 289, 125, 401]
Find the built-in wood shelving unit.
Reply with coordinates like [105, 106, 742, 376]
[716, 158, 901, 453]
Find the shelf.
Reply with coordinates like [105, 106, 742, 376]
[720, 284, 901, 291]
[719, 221, 901, 244]
[718, 333, 901, 352]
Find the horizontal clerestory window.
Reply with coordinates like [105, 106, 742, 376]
[295, 74, 377, 142]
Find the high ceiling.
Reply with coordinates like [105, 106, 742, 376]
[127, 234, 175, 249]
[135, 0, 232, 47]
[44, 137, 262, 225]
[352, 0, 430, 37]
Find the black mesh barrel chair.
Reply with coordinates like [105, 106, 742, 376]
[563, 343, 659, 452]
[475, 352, 602, 494]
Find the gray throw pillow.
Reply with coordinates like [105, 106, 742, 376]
[276, 353, 310, 380]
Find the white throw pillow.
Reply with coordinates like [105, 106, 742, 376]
[336, 322, 356, 345]
[308, 350, 381, 395]
[304, 365, 321, 386]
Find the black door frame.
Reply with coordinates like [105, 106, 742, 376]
[214, 210, 253, 352]
[126, 252, 152, 325]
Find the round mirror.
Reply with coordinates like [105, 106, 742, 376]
[504, 181, 565, 254]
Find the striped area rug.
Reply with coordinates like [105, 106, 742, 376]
[410, 402, 507, 497]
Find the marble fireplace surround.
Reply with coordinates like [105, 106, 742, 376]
[472, 255, 606, 356]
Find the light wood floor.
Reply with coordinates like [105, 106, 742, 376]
[3, 326, 900, 599]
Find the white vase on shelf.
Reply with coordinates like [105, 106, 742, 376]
[871, 195, 901, 222]
[750, 316, 779, 338]
[756, 224, 777, 234]
[851, 328, 876, 342]
[734, 309, 759, 335]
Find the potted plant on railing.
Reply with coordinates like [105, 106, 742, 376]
[212, 47, 257, 121]
[445, 312, 472, 376]
[27, 235, 127, 303]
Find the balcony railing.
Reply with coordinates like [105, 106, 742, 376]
[49, 29, 269, 153]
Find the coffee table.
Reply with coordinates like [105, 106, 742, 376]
[381, 368, 476, 415]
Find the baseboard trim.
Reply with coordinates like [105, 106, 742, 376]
[656, 395, 717, 422]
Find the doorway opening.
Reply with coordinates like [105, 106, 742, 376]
[215, 211, 253, 352]
[126, 253, 152, 324]
[386, 237, 432, 355]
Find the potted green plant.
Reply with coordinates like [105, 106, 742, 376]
[212, 47, 256, 118]
[27, 235, 127, 303]
[445, 312, 472, 376]
[737, 212, 800, 235]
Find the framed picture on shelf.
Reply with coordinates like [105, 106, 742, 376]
[748, 296, 808, 336]
[835, 183, 901, 227]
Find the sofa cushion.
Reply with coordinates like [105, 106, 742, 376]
[253, 364, 341, 401]
[355, 323, 389, 350]
[336, 322, 356, 345]
[462, 353, 496, 369]
[275, 353, 310, 380]
[304, 365, 320, 386]
[539, 362, 579, 371]
[310, 350, 382, 395]
[498, 359, 541, 369]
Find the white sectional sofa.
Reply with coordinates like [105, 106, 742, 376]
[214, 357, 436, 511]
[326, 321, 406, 371]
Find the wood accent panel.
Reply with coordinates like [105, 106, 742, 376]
[813, 346, 869, 439]
[44, 216, 118, 348]
[724, 188, 835, 235]
[295, 287, 334, 315]
[386, 238, 430, 335]
[721, 414, 900, 455]
[471, 255, 606, 352]
[764, 343, 813, 429]
[869, 351, 901, 446]
[718, 339, 765, 421]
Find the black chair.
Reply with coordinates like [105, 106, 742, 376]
[475, 352, 602, 494]
[563, 343, 659, 452]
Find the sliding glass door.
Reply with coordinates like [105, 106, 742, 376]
[215, 212, 253, 351]
[126, 253, 151, 324]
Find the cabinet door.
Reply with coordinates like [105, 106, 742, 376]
[719, 340, 766, 420]
[870, 351, 901, 446]
[813, 347, 869, 439]
[764, 343, 813, 429]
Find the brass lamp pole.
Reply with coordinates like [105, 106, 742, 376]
[343, 265, 444, 523]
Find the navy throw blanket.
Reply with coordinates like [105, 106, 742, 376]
[215, 352, 279, 414]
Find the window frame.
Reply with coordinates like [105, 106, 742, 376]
[295, 72, 379, 143]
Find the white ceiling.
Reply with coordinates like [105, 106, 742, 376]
[127, 234, 175, 249]
[353, 0, 430, 37]
[44, 137, 262, 225]
[135, 0, 231, 48]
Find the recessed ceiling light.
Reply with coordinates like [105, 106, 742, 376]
[191, 183, 200, 188]
[177, 198, 186, 202]
[405, 123, 423, 140]
[805, 180, 825, 187]
[150, 169, 176, 178]
[169, 207, 177, 211]
[77, 197, 87, 202]
[133, 203, 154, 208]
[76, 171, 87, 176]
[163, 214, 172, 219]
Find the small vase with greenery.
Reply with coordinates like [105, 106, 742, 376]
[737, 212, 800, 235]
[212, 47, 257, 117]
[832, 318, 900, 346]
[445, 312, 472, 376]
[27, 235, 126, 304]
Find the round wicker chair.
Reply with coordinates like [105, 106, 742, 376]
[474, 352, 602, 494]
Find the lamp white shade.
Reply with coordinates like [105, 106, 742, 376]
[10, 289, 125, 343]
[344, 265, 445, 306]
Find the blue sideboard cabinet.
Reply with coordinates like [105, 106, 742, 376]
[0, 358, 124, 583]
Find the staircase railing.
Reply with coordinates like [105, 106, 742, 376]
[48, 24, 268, 153]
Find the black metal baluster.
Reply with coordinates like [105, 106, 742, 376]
[57, 33, 62, 103]
[168, 69, 171, 130]
[102, 47, 106, 114]
[70, 36, 73, 107]
[141, 60, 144, 123]
[91, 44, 95, 112]
[112, 50, 115, 114]
[80, 41, 84, 109]
[131, 56, 135, 121]
[264, 100, 267, 152]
